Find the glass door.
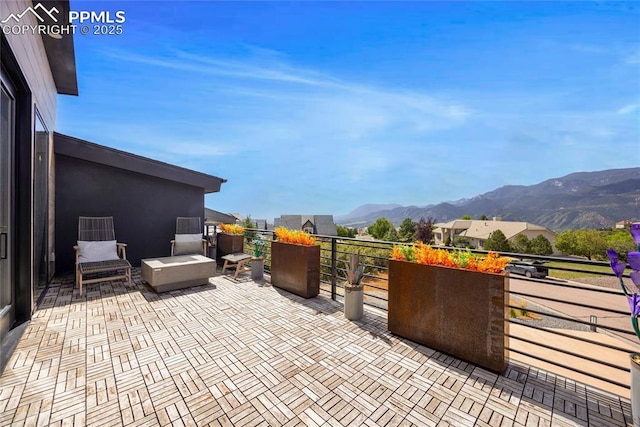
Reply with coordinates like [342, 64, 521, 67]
[0, 74, 15, 346]
[34, 114, 49, 303]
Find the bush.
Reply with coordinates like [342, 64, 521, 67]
[484, 230, 510, 252]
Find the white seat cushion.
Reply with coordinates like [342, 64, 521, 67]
[77, 240, 120, 263]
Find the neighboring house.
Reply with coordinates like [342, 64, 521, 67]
[433, 220, 472, 244]
[616, 220, 634, 229]
[254, 219, 268, 230]
[230, 213, 245, 224]
[274, 215, 338, 236]
[1, 0, 78, 370]
[205, 208, 237, 225]
[434, 218, 556, 250]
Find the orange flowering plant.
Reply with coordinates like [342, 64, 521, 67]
[274, 227, 316, 246]
[392, 243, 509, 274]
[219, 223, 245, 235]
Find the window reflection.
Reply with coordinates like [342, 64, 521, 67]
[34, 112, 50, 305]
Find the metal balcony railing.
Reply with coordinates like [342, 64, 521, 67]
[226, 228, 638, 395]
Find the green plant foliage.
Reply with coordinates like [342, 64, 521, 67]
[252, 238, 267, 258]
[317, 240, 393, 283]
[574, 229, 607, 260]
[396, 244, 416, 262]
[345, 254, 365, 286]
[368, 217, 394, 240]
[605, 229, 636, 262]
[453, 236, 472, 248]
[336, 225, 357, 238]
[553, 228, 610, 260]
[242, 215, 257, 240]
[455, 248, 473, 268]
[484, 229, 510, 252]
[511, 234, 530, 254]
[242, 215, 255, 229]
[554, 230, 577, 255]
[398, 218, 416, 242]
[529, 234, 553, 255]
[384, 227, 399, 242]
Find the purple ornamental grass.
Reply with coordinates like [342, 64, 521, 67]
[628, 252, 640, 271]
[612, 260, 627, 278]
[607, 249, 626, 277]
[610, 224, 640, 340]
[632, 271, 640, 288]
[631, 223, 640, 246]
[629, 294, 640, 317]
[630, 251, 640, 289]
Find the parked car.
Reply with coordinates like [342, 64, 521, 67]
[505, 260, 549, 278]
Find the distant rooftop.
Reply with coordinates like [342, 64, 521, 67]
[435, 218, 553, 240]
[205, 208, 236, 224]
[275, 215, 337, 236]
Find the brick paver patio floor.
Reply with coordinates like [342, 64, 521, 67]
[0, 269, 632, 426]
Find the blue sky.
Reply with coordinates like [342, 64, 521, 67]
[58, 1, 640, 221]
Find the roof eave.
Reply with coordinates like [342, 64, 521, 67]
[40, 1, 78, 96]
[54, 132, 226, 193]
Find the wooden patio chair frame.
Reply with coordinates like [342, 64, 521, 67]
[74, 216, 131, 295]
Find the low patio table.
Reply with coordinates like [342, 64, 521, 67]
[221, 253, 252, 279]
[141, 254, 216, 292]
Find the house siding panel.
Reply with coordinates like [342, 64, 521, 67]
[1, 0, 63, 370]
[2, 0, 58, 127]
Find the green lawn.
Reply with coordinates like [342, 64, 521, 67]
[545, 261, 612, 280]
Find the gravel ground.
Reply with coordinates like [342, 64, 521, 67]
[510, 275, 633, 332]
[568, 275, 633, 291]
[509, 297, 592, 331]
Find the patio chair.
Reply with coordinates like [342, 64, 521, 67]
[74, 216, 131, 296]
[171, 217, 207, 256]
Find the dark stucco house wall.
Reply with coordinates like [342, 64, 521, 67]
[54, 133, 225, 272]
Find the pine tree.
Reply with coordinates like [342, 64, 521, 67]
[484, 229, 510, 252]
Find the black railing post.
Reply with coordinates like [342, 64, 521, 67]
[331, 237, 337, 300]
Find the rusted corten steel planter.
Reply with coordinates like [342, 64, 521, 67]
[216, 233, 244, 266]
[271, 241, 320, 298]
[388, 259, 509, 373]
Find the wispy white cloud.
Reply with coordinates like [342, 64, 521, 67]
[108, 47, 470, 124]
[99, 47, 472, 185]
[617, 103, 639, 115]
[107, 49, 341, 87]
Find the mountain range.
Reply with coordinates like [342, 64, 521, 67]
[336, 168, 640, 231]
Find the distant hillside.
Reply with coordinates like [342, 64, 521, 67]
[338, 168, 640, 231]
[335, 203, 403, 223]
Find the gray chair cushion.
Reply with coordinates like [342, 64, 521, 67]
[173, 234, 203, 255]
